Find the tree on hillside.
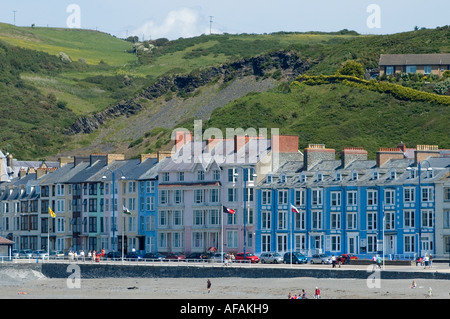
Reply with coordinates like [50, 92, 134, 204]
[337, 61, 364, 79]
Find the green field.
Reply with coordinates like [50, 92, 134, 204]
[0, 23, 134, 65]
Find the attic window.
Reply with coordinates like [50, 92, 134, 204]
[373, 171, 379, 180]
[352, 171, 358, 181]
[317, 172, 323, 182]
[280, 174, 286, 183]
[335, 172, 342, 181]
[426, 168, 433, 178]
[390, 170, 396, 180]
[266, 175, 272, 184]
[299, 174, 306, 183]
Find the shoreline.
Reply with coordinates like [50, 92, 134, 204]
[1, 261, 450, 299]
[1, 276, 449, 299]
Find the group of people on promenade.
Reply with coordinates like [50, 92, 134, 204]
[416, 254, 433, 268]
[288, 287, 321, 299]
[67, 248, 105, 262]
[372, 255, 382, 269]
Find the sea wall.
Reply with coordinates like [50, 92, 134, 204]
[1, 262, 449, 281]
[2, 263, 443, 281]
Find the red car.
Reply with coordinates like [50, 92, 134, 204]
[235, 252, 260, 263]
[337, 254, 358, 264]
[164, 253, 186, 261]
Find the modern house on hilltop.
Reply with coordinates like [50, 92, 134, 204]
[379, 53, 450, 76]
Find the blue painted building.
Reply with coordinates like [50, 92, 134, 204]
[256, 144, 450, 259]
[137, 157, 169, 253]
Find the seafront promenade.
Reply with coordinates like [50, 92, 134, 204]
[1, 259, 450, 300]
[4, 257, 450, 281]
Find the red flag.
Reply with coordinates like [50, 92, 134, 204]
[223, 205, 236, 214]
[291, 204, 299, 214]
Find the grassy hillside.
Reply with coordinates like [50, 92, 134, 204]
[205, 81, 450, 158]
[0, 23, 449, 160]
[0, 23, 134, 65]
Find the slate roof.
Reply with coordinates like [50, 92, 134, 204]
[258, 156, 450, 189]
[88, 157, 159, 182]
[379, 53, 450, 66]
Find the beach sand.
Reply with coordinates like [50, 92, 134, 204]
[2, 276, 450, 299]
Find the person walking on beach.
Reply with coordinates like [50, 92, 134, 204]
[314, 287, 321, 299]
[207, 279, 211, 293]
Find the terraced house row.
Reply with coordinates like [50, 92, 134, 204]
[0, 137, 449, 260]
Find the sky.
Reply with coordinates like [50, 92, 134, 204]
[0, 0, 449, 40]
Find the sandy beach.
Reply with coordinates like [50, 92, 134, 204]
[2, 275, 450, 299]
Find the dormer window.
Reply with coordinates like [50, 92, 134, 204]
[408, 168, 416, 179]
[335, 172, 342, 181]
[266, 174, 272, 184]
[351, 171, 358, 181]
[389, 169, 396, 180]
[299, 173, 306, 183]
[280, 174, 286, 183]
[316, 172, 323, 182]
[372, 171, 379, 180]
[426, 168, 433, 178]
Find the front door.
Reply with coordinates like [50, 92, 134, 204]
[384, 235, 396, 256]
[277, 234, 288, 253]
[421, 236, 433, 256]
[310, 235, 322, 254]
[347, 234, 358, 254]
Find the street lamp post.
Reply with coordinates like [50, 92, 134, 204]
[408, 160, 432, 260]
[234, 167, 257, 264]
[102, 169, 125, 259]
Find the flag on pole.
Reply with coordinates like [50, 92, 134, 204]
[49, 207, 56, 218]
[222, 205, 236, 214]
[290, 204, 300, 214]
[123, 205, 131, 215]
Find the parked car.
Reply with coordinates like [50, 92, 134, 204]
[143, 252, 165, 261]
[33, 250, 49, 260]
[283, 252, 308, 264]
[12, 249, 19, 259]
[310, 254, 332, 264]
[260, 252, 283, 264]
[186, 252, 210, 261]
[19, 249, 33, 259]
[337, 254, 358, 264]
[209, 252, 227, 262]
[50, 250, 64, 259]
[105, 251, 122, 260]
[235, 252, 260, 263]
[164, 253, 186, 261]
[125, 251, 142, 260]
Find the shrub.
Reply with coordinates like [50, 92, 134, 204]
[294, 74, 450, 105]
[336, 61, 364, 79]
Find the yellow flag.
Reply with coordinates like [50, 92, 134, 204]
[49, 207, 56, 218]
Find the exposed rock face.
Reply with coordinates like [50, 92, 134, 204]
[65, 50, 309, 135]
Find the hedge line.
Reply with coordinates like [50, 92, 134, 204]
[293, 74, 450, 105]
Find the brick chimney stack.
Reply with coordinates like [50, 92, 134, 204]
[414, 145, 439, 164]
[304, 144, 335, 171]
[341, 147, 368, 168]
[174, 130, 193, 151]
[376, 147, 404, 167]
